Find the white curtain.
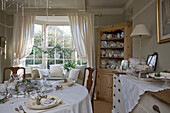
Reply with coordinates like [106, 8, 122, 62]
[68, 13, 96, 68]
[12, 13, 35, 66]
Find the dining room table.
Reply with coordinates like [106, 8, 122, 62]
[0, 81, 93, 113]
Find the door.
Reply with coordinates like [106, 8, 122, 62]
[97, 74, 112, 101]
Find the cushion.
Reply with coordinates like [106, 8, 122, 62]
[68, 69, 80, 81]
[75, 65, 86, 84]
[28, 64, 44, 79]
[50, 65, 63, 77]
[38, 69, 50, 79]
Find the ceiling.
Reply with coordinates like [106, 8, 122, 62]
[87, 0, 129, 9]
[1, 0, 131, 15]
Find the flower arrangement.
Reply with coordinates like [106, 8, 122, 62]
[64, 60, 76, 72]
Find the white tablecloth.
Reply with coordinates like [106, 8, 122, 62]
[119, 75, 169, 113]
[0, 82, 93, 113]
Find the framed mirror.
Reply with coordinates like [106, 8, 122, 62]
[157, 0, 170, 43]
[146, 52, 158, 71]
[0, 36, 6, 47]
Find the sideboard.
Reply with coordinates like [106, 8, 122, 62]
[112, 73, 170, 113]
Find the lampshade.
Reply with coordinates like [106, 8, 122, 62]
[130, 24, 151, 38]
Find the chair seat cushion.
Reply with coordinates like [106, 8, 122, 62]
[38, 69, 50, 79]
[50, 65, 63, 77]
[28, 64, 44, 79]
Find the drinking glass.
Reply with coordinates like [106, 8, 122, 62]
[18, 84, 26, 97]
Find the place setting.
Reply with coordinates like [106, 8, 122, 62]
[0, 74, 76, 113]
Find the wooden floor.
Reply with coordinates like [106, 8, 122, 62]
[94, 100, 112, 113]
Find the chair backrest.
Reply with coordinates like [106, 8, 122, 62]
[82, 67, 97, 111]
[3, 67, 26, 83]
[82, 67, 97, 98]
[75, 65, 86, 85]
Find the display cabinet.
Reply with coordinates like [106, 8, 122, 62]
[96, 22, 132, 102]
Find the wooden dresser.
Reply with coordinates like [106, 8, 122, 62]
[96, 22, 132, 102]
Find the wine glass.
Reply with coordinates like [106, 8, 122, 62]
[12, 74, 19, 84]
[18, 83, 26, 97]
[0, 84, 7, 96]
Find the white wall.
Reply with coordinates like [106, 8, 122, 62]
[95, 14, 123, 27]
[125, 0, 170, 71]
[0, 11, 13, 82]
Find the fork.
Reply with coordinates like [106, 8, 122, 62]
[15, 107, 20, 113]
[19, 105, 26, 113]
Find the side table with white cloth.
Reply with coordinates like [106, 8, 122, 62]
[0, 81, 93, 113]
[112, 74, 170, 113]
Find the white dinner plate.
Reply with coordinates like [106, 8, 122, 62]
[26, 95, 61, 110]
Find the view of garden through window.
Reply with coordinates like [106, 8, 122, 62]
[26, 24, 87, 69]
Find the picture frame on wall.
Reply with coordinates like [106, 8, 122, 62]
[157, 0, 170, 43]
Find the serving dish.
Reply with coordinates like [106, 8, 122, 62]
[59, 80, 75, 86]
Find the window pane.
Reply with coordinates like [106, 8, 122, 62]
[63, 26, 71, 36]
[64, 36, 72, 48]
[34, 24, 42, 34]
[56, 36, 63, 47]
[64, 52, 72, 59]
[35, 48, 42, 58]
[34, 24, 42, 46]
[48, 36, 55, 47]
[26, 60, 33, 66]
[27, 49, 33, 58]
[35, 59, 42, 64]
[47, 48, 55, 58]
[55, 50, 63, 59]
[47, 60, 55, 69]
[34, 35, 41, 46]
[56, 60, 63, 64]
[47, 26, 55, 37]
[56, 26, 63, 36]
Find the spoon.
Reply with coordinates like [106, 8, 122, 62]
[15, 107, 20, 113]
[19, 105, 26, 113]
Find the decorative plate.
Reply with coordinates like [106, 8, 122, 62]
[26, 95, 61, 110]
[148, 73, 170, 80]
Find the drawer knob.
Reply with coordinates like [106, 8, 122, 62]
[153, 105, 160, 113]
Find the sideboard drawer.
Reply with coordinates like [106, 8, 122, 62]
[139, 93, 170, 113]
[132, 104, 149, 113]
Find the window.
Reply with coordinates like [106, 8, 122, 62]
[46, 25, 73, 69]
[25, 16, 87, 69]
[26, 24, 43, 66]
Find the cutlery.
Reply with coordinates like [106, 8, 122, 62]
[15, 107, 20, 113]
[19, 105, 26, 113]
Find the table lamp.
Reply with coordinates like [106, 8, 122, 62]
[130, 24, 151, 63]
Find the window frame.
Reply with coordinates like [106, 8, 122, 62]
[25, 19, 86, 70]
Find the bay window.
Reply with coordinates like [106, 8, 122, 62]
[25, 16, 86, 70]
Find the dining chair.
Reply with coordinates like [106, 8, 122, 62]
[82, 67, 97, 111]
[3, 67, 26, 83]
